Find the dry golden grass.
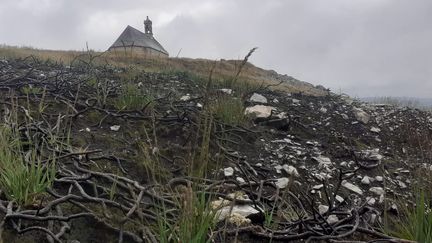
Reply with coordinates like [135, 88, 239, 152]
[0, 45, 326, 95]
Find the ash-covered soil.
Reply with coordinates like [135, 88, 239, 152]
[0, 57, 431, 242]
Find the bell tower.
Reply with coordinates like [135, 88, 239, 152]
[144, 16, 153, 35]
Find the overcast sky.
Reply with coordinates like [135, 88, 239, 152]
[0, 0, 431, 98]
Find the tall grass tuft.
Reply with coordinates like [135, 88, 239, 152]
[157, 186, 217, 243]
[114, 83, 153, 111]
[212, 96, 247, 126]
[384, 190, 432, 242]
[0, 125, 56, 206]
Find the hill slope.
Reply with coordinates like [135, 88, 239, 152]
[0, 45, 327, 95]
[0, 51, 430, 242]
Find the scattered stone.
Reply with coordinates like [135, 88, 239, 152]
[313, 184, 324, 190]
[236, 177, 246, 184]
[219, 88, 233, 94]
[312, 156, 332, 167]
[388, 204, 398, 215]
[180, 94, 191, 101]
[292, 98, 300, 104]
[379, 194, 385, 203]
[275, 177, 289, 189]
[353, 107, 371, 124]
[85, 127, 91, 132]
[110, 125, 120, 131]
[397, 180, 407, 189]
[327, 214, 339, 224]
[152, 147, 159, 155]
[272, 98, 279, 103]
[357, 149, 383, 164]
[224, 167, 234, 177]
[274, 165, 283, 173]
[282, 164, 300, 177]
[215, 204, 260, 222]
[226, 213, 251, 226]
[369, 187, 385, 196]
[335, 195, 344, 203]
[366, 197, 376, 206]
[375, 176, 384, 182]
[370, 127, 381, 133]
[249, 93, 267, 103]
[244, 105, 275, 118]
[369, 213, 378, 225]
[342, 181, 363, 195]
[361, 176, 371, 185]
[319, 107, 327, 113]
[318, 205, 329, 214]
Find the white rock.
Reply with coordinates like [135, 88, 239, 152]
[313, 184, 324, 190]
[379, 194, 385, 203]
[397, 180, 407, 189]
[224, 167, 234, 177]
[180, 95, 191, 101]
[219, 88, 233, 94]
[85, 127, 91, 132]
[358, 149, 383, 161]
[369, 187, 385, 196]
[361, 176, 371, 185]
[341, 114, 349, 120]
[216, 205, 260, 222]
[340, 161, 348, 167]
[236, 177, 246, 184]
[292, 99, 300, 104]
[249, 93, 267, 103]
[313, 156, 332, 166]
[422, 163, 432, 171]
[335, 195, 344, 203]
[318, 205, 329, 214]
[272, 98, 279, 103]
[282, 165, 300, 177]
[226, 213, 251, 226]
[319, 107, 328, 113]
[375, 176, 384, 182]
[389, 204, 398, 214]
[367, 197, 376, 206]
[152, 147, 159, 155]
[327, 214, 339, 224]
[274, 165, 283, 174]
[275, 111, 288, 119]
[353, 107, 371, 124]
[370, 127, 381, 133]
[244, 105, 275, 118]
[342, 181, 363, 195]
[196, 103, 203, 108]
[110, 125, 121, 131]
[275, 177, 289, 189]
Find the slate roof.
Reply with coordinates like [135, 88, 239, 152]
[109, 25, 168, 55]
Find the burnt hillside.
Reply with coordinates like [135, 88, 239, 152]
[0, 56, 430, 242]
